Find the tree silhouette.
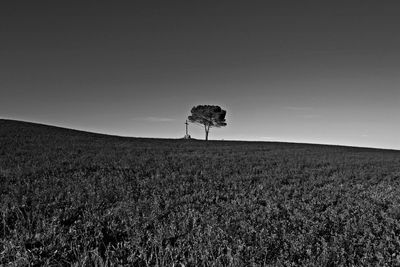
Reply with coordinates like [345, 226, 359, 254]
[188, 105, 227, 141]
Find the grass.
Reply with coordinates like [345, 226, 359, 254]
[1, 119, 400, 266]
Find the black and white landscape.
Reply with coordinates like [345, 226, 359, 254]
[1, 1, 400, 266]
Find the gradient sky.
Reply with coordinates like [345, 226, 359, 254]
[1, 1, 399, 149]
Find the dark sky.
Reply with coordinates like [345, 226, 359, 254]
[1, 1, 399, 149]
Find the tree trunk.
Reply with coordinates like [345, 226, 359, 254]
[204, 125, 209, 141]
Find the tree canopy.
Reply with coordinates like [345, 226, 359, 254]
[188, 105, 227, 140]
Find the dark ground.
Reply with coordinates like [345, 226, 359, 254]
[1, 119, 400, 266]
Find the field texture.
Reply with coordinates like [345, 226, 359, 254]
[1, 119, 400, 266]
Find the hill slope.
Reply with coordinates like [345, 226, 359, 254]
[1, 119, 400, 266]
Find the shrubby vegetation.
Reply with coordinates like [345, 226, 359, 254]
[1, 119, 400, 266]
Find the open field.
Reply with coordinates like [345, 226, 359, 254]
[1, 119, 400, 266]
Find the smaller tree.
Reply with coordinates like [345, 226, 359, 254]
[188, 105, 227, 141]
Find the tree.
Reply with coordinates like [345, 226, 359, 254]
[188, 105, 227, 141]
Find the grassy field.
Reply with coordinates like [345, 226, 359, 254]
[1, 119, 400, 266]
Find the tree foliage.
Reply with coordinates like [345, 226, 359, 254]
[188, 105, 227, 140]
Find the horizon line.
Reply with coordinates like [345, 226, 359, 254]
[1, 117, 399, 152]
